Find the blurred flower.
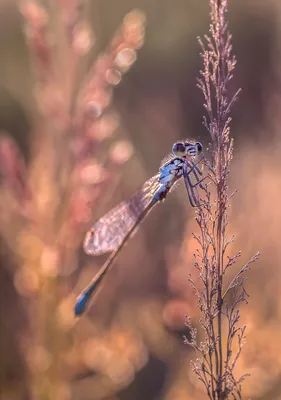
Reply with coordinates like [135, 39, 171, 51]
[0, 133, 31, 207]
[14, 266, 40, 296]
[26, 345, 52, 373]
[72, 22, 95, 56]
[40, 246, 60, 278]
[114, 48, 137, 72]
[109, 140, 134, 165]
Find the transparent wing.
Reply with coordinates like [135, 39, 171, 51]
[84, 174, 161, 255]
[183, 159, 203, 207]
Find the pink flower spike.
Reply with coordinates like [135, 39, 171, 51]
[0, 134, 31, 206]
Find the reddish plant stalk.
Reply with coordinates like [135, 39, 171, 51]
[186, 1, 259, 399]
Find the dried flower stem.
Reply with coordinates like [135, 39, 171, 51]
[186, 1, 259, 399]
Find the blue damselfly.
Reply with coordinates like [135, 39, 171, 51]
[75, 141, 204, 316]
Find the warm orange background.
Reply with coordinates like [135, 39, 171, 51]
[0, 1, 281, 399]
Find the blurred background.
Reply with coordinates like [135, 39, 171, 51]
[0, 0, 281, 399]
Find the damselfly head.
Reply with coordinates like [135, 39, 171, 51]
[173, 141, 203, 157]
[185, 141, 202, 157]
[172, 141, 186, 156]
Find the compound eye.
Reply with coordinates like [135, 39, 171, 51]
[195, 142, 203, 153]
[185, 142, 197, 156]
[172, 141, 186, 156]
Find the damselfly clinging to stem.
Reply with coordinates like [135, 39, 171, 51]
[74, 140, 204, 316]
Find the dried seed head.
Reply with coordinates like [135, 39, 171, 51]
[72, 23, 95, 55]
[20, 1, 48, 28]
[69, 187, 94, 225]
[26, 346, 52, 373]
[84, 88, 112, 119]
[105, 68, 122, 86]
[123, 10, 146, 49]
[84, 101, 103, 119]
[98, 112, 120, 139]
[79, 162, 106, 185]
[87, 111, 120, 141]
[123, 9, 146, 27]
[109, 140, 133, 165]
[14, 267, 40, 296]
[57, 295, 77, 329]
[40, 246, 60, 277]
[34, 83, 66, 120]
[114, 48, 137, 73]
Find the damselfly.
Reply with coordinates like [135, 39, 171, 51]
[75, 140, 204, 316]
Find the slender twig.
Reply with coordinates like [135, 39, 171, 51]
[186, 1, 259, 399]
